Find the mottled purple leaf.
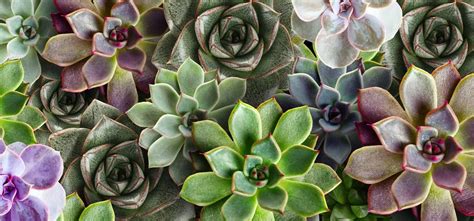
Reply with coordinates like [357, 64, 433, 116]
[358, 88, 410, 124]
[403, 144, 431, 173]
[60, 61, 88, 93]
[421, 184, 456, 221]
[82, 55, 116, 88]
[392, 171, 432, 209]
[117, 48, 146, 73]
[432, 161, 466, 193]
[5, 196, 47, 220]
[107, 67, 139, 112]
[367, 176, 398, 215]
[20, 144, 63, 189]
[0, 148, 25, 176]
[111, 0, 140, 25]
[372, 116, 416, 153]
[11, 176, 31, 201]
[92, 33, 116, 57]
[66, 9, 103, 40]
[432, 63, 461, 106]
[425, 103, 459, 136]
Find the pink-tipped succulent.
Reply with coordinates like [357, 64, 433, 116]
[345, 63, 474, 220]
[0, 139, 65, 221]
[41, 0, 168, 111]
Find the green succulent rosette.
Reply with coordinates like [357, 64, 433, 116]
[49, 100, 194, 220]
[383, 0, 474, 79]
[0, 60, 46, 145]
[180, 99, 341, 220]
[153, 0, 296, 105]
[0, 0, 56, 83]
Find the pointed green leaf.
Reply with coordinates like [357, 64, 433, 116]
[195, 79, 219, 111]
[181, 172, 232, 206]
[232, 171, 257, 196]
[127, 102, 164, 128]
[205, 146, 244, 179]
[301, 163, 341, 194]
[0, 60, 23, 96]
[257, 98, 283, 136]
[177, 58, 205, 96]
[153, 114, 182, 137]
[277, 145, 318, 177]
[280, 180, 329, 217]
[148, 135, 184, 167]
[229, 101, 262, 154]
[0, 91, 28, 116]
[222, 194, 258, 221]
[176, 94, 198, 114]
[150, 83, 179, 114]
[257, 186, 288, 214]
[0, 119, 35, 144]
[192, 120, 236, 152]
[63, 193, 85, 221]
[273, 106, 312, 151]
[79, 200, 115, 221]
[215, 77, 247, 109]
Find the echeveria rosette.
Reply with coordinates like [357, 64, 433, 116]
[344, 63, 474, 220]
[0, 0, 56, 83]
[0, 139, 66, 221]
[48, 100, 194, 220]
[291, 0, 402, 68]
[0, 60, 46, 145]
[383, 0, 474, 79]
[28, 78, 98, 133]
[41, 0, 168, 111]
[153, 0, 295, 105]
[277, 58, 396, 164]
[180, 99, 342, 220]
[127, 58, 247, 185]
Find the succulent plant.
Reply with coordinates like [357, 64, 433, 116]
[344, 63, 474, 220]
[0, 0, 56, 83]
[276, 57, 395, 164]
[58, 193, 115, 221]
[383, 0, 474, 79]
[291, 0, 402, 68]
[153, 0, 296, 105]
[127, 58, 246, 185]
[0, 139, 65, 221]
[0, 60, 46, 145]
[48, 100, 194, 220]
[41, 0, 168, 111]
[322, 168, 390, 221]
[29, 78, 98, 133]
[180, 99, 341, 220]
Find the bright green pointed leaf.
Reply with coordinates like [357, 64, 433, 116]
[195, 79, 219, 111]
[229, 101, 262, 154]
[205, 146, 244, 179]
[63, 193, 85, 221]
[252, 206, 274, 221]
[153, 114, 182, 137]
[78, 200, 115, 221]
[277, 145, 318, 177]
[150, 83, 179, 114]
[11, 106, 46, 130]
[301, 163, 341, 194]
[156, 68, 179, 90]
[0, 60, 23, 96]
[0, 119, 35, 144]
[177, 58, 205, 96]
[222, 194, 258, 221]
[0, 91, 27, 116]
[257, 186, 288, 214]
[148, 135, 184, 167]
[273, 106, 312, 151]
[176, 93, 198, 114]
[181, 172, 232, 206]
[243, 155, 263, 177]
[192, 120, 236, 152]
[127, 102, 164, 128]
[280, 180, 329, 217]
[201, 199, 225, 221]
[232, 171, 257, 196]
[257, 98, 283, 137]
[251, 135, 281, 164]
[351, 205, 368, 218]
[302, 134, 318, 149]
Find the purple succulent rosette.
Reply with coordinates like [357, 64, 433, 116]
[0, 139, 65, 221]
[345, 63, 474, 220]
[41, 0, 168, 111]
[291, 0, 402, 68]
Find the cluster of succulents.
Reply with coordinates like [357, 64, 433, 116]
[0, 0, 473, 220]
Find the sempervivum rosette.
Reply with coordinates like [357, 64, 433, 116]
[48, 100, 194, 220]
[291, 0, 402, 68]
[153, 0, 295, 105]
[384, 0, 474, 79]
[345, 63, 474, 220]
[0, 139, 65, 221]
[41, 0, 168, 111]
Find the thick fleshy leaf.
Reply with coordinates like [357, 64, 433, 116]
[176, 93, 198, 115]
[0, 60, 23, 96]
[362, 66, 392, 89]
[344, 145, 403, 184]
[257, 98, 282, 137]
[79, 200, 115, 221]
[29, 182, 66, 221]
[316, 31, 359, 69]
[316, 84, 340, 108]
[150, 83, 179, 114]
[420, 184, 456, 221]
[232, 171, 257, 197]
[222, 194, 258, 221]
[192, 120, 236, 152]
[392, 171, 432, 209]
[0, 91, 28, 116]
[321, 10, 349, 35]
[347, 14, 385, 51]
[117, 48, 146, 73]
[177, 58, 205, 96]
[154, 114, 181, 137]
[403, 144, 431, 173]
[136, 8, 167, 38]
[66, 9, 103, 40]
[6, 37, 28, 59]
[292, 0, 326, 22]
[425, 103, 459, 136]
[20, 144, 63, 189]
[323, 133, 352, 164]
[372, 116, 417, 153]
[452, 185, 474, 216]
[280, 180, 328, 217]
[127, 102, 163, 128]
[432, 162, 466, 192]
[277, 145, 317, 177]
[21, 48, 41, 83]
[301, 163, 341, 194]
[42, 34, 92, 67]
[291, 12, 321, 41]
[257, 186, 288, 213]
[62, 193, 85, 221]
[288, 74, 318, 106]
[0, 148, 25, 176]
[214, 77, 246, 109]
[431, 63, 461, 106]
[180, 172, 232, 206]
[111, 0, 140, 25]
[107, 67, 138, 112]
[205, 146, 243, 179]
[251, 135, 281, 164]
[0, 119, 36, 145]
[399, 66, 437, 125]
[273, 106, 312, 151]
[82, 55, 116, 88]
[358, 87, 410, 123]
[335, 69, 362, 103]
[80, 100, 122, 129]
[229, 102, 262, 154]
[449, 74, 474, 122]
[148, 135, 184, 167]
[455, 117, 474, 152]
[6, 197, 47, 221]
[367, 176, 398, 215]
[195, 80, 219, 111]
[92, 33, 116, 57]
